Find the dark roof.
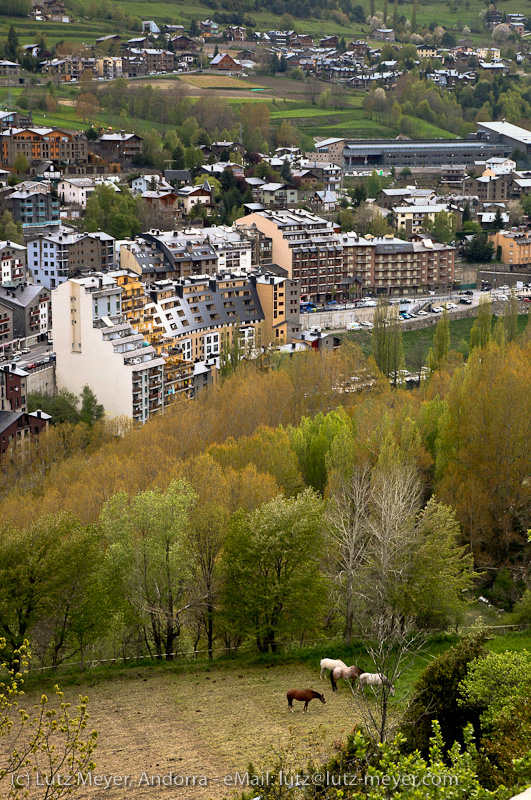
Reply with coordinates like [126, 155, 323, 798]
[0, 284, 49, 309]
[0, 410, 20, 435]
[164, 169, 192, 182]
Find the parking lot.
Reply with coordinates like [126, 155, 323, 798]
[300, 291, 485, 332]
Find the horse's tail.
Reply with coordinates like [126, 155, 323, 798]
[330, 671, 337, 692]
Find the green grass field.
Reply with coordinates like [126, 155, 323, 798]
[348, 314, 530, 370]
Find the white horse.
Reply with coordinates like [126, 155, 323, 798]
[319, 657, 347, 680]
[358, 672, 395, 696]
[330, 664, 363, 692]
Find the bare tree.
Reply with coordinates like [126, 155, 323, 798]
[325, 466, 372, 646]
[352, 618, 427, 743]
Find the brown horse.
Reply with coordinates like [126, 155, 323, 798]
[286, 689, 326, 712]
[330, 665, 363, 692]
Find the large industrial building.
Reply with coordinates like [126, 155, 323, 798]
[314, 121, 531, 170]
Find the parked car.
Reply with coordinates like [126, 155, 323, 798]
[347, 322, 362, 331]
[446, 302, 458, 309]
[460, 298, 472, 305]
[361, 320, 374, 328]
[364, 300, 377, 307]
[11, 354, 21, 362]
[431, 306, 444, 313]
[417, 310, 428, 316]
[21, 347, 30, 354]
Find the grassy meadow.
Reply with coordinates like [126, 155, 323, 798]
[5, 613, 528, 800]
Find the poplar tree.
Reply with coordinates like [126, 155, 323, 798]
[427, 307, 450, 371]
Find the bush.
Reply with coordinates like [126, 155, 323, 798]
[400, 632, 488, 756]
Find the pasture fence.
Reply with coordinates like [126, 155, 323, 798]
[24, 623, 530, 675]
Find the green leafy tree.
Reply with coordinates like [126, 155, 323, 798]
[290, 408, 353, 494]
[13, 152, 28, 177]
[100, 480, 196, 660]
[222, 489, 325, 652]
[401, 632, 488, 756]
[464, 232, 494, 263]
[470, 296, 492, 350]
[79, 385, 105, 426]
[504, 292, 519, 342]
[431, 210, 457, 244]
[28, 387, 80, 424]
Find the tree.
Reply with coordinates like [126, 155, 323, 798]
[427, 307, 450, 371]
[0, 640, 97, 798]
[289, 408, 354, 494]
[436, 343, 531, 562]
[504, 292, 519, 342]
[325, 465, 371, 645]
[79, 385, 104, 426]
[508, 199, 524, 226]
[431, 210, 456, 244]
[101, 480, 197, 660]
[459, 650, 531, 785]
[85, 126, 99, 141]
[13, 151, 28, 177]
[371, 300, 405, 386]
[400, 166, 412, 181]
[280, 157, 292, 182]
[76, 92, 100, 123]
[222, 489, 325, 652]
[5, 24, 19, 60]
[401, 632, 488, 756]
[276, 119, 297, 147]
[464, 232, 494, 262]
[493, 207, 504, 232]
[462, 201, 471, 224]
[469, 296, 492, 350]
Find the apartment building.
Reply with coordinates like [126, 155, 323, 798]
[462, 174, 510, 202]
[0, 241, 27, 286]
[488, 230, 531, 266]
[121, 48, 174, 76]
[5, 190, 60, 228]
[28, 231, 115, 289]
[253, 271, 301, 341]
[0, 283, 51, 345]
[58, 177, 96, 208]
[0, 127, 87, 168]
[53, 274, 167, 422]
[0, 365, 49, 457]
[144, 272, 264, 363]
[392, 204, 449, 235]
[236, 210, 454, 299]
[96, 132, 143, 162]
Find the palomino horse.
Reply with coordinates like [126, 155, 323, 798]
[319, 658, 347, 679]
[330, 664, 363, 692]
[358, 672, 395, 696]
[286, 689, 326, 712]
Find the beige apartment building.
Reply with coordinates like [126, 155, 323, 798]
[489, 230, 531, 266]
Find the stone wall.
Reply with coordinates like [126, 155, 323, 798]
[26, 364, 56, 398]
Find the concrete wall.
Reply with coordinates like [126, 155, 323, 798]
[26, 364, 56, 397]
[302, 301, 527, 333]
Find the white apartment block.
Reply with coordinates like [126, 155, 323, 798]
[52, 275, 166, 423]
[0, 241, 26, 285]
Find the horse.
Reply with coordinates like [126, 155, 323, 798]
[330, 664, 363, 692]
[358, 672, 395, 696]
[286, 689, 326, 713]
[319, 657, 347, 679]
